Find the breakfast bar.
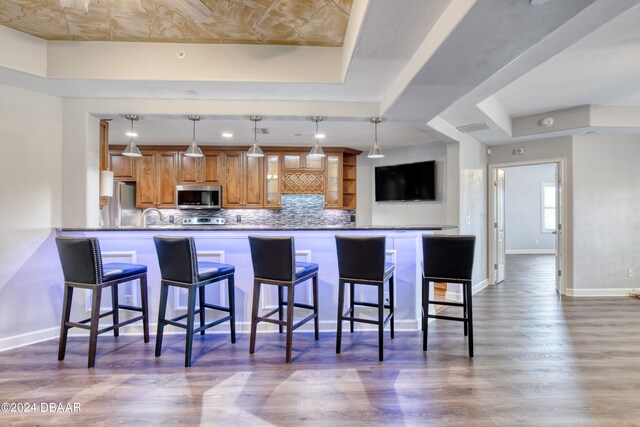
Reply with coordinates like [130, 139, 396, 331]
[57, 226, 456, 335]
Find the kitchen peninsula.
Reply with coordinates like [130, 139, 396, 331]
[57, 225, 456, 334]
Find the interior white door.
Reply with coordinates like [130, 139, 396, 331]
[493, 168, 506, 283]
[554, 166, 563, 294]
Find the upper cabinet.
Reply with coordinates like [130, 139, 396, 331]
[223, 152, 263, 208]
[325, 151, 357, 210]
[264, 154, 281, 209]
[107, 145, 358, 211]
[109, 152, 136, 180]
[136, 151, 178, 208]
[282, 153, 324, 170]
[178, 152, 223, 185]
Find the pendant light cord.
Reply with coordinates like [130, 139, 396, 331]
[192, 118, 196, 141]
[254, 117, 258, 143]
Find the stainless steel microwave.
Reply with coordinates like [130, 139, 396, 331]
[176, 185, 221, 209]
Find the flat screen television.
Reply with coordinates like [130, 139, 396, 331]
[375, 160, 436, 202]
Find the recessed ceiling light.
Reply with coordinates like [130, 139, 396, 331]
[126, 131, 138, 137]
[222, 132, 233, 138]
[315, 133, 326, 139]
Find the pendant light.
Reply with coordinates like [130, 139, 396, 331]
[367, 117, 385, 159]
[247, 115, 264, 158]
[122, 114, 142, 157]
[307, 116, 326, 159]
[185, 115, 204, 157]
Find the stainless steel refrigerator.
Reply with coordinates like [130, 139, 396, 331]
[100, 182, 141, 227]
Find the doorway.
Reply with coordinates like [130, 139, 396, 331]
[488, 159, 566, 294]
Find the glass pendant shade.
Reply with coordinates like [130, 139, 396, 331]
[367, 143, 384, 159]
[247, 142, 264, 157]
[367, 117, 385, 159]
[122, 138, 142, 157]
[308, 116, 326, 158]
[308, 139, 325, 158]
[122, 114, 142, 157]
[246, 115, 265, 158]
[184, 115, 204, 157]
[185, 139, 204, 157]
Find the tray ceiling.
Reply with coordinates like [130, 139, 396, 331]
[0, 0, 352, 46]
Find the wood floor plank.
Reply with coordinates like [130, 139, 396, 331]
[1, 254, 639, 425]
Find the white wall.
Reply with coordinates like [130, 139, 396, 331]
[504, 163, 556, 253]
[368, 142, 449, 226]
[0, 84, 63, 350]
[459, 138, 488, 290]
[572, 135, 640, 294]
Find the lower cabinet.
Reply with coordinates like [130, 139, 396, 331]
[136, 151, 177, 208]
[223, 152, 263, 208]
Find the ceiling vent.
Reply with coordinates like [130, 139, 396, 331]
[256, 128, 269, 135]
[456, 122, 491, 133]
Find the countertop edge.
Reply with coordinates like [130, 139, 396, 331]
[58, 225, 458, 232]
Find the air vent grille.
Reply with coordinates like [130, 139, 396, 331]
[456, 122, 491, 133]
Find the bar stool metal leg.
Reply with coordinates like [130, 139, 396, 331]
[228, 276, 236, 344]
[389, 275, 395, 339]
[58, 284, 74, 361]
[277, 286, 284, 334]
[312, 274, 319, 341]
[422, 277, 429, 352]
[336, 279, 345, 354]
[463, 286, 468, 337]
[377, 283, 384, 362]
[466, 282, 474, 358]
[111, 284, 120, 338]
[140, 276, 150, 343]
[185, 287, 196, 367]
[349, 283, 355, 333]
[285, 285, 295, 363]
[155, 282, 169, 357]
[88, 287, 103, 369]
[199, 286, 206, 336]
[249, 280, 260, 355]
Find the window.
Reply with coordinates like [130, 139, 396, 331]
[541, 183, 556, 233]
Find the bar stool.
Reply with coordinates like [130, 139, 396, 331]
[153, 236, 236, 367]
[248, 235, 319, 363]
[55, 237, 149, 368]
[422, 234, 476, 357]
[335, 235, 395, 362]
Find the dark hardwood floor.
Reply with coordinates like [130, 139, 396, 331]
[1, 254, 640, 425]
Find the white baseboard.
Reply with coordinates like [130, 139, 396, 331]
[566, 288, 638, 297]
[0, 319, 424, 353]
[444, 279, 489, 302]
[0, 326, 59, 353]
[506, 249, 555, 255]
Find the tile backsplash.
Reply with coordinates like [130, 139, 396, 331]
[146, 194, 355, 227]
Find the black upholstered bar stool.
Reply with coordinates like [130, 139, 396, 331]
[248, 235, 319, 364]
[422, 234, 476, 357]
[153, 236, 236, 367]
[55, 237, 149, 368]
[335, 235, 395, 362]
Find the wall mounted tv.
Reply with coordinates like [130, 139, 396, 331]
[375, 160, 436, 202]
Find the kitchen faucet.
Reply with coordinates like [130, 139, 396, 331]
[142, 208, 166, 227]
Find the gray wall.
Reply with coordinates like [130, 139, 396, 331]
[0, 84, 63, 350]
[572, 135, 640, 292]
[365, 142, 450, 226]
[504, 163, 556, 253]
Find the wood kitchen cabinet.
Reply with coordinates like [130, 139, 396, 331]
[109, 152, 135, 180]
[264, 154, 281, 209]
[223, 152, 263, 208]
[178, 152, 223, 184]
[282, 153, 324, 170]
[136, 151, 178, 208]
[325, 151, 357, 209]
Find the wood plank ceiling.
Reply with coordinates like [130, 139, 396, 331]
[0, 0, 353, 46]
